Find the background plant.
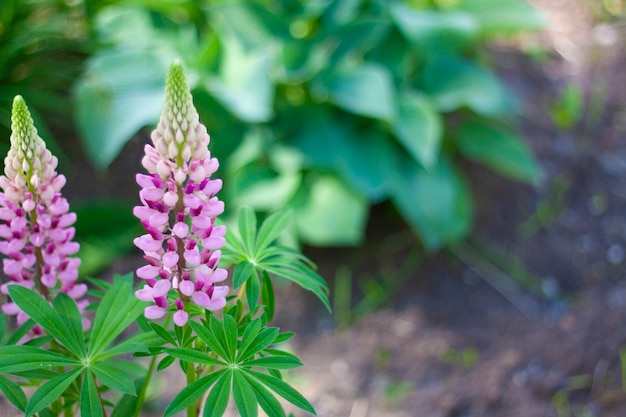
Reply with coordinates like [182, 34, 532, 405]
[72, 0, 546, 253]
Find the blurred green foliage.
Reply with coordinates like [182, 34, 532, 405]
[2, 0, 546, 256]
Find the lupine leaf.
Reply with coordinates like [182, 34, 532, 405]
[81, 371, 103, 417]
[25, 367, 82, 417]
[0, 345, 81, 374]
[0, 314, 7, 344]
[209, 315, 233, 363]
[163, 348, 227, 367]
[89, 274, 146, 357]
[243, 356, 303, 370]
[91, 362, 136, 396]
[164, 370, 226, 417]
[273, 332, 295, 344]
[157, 355, 176, 372]
[242, 371, 286, 417]
[233, 260, 256, 289]
[7, 286, 83, 358]
[238, 319, 263, 357]
[150, 322, 177, 346]
[246, 272, 261, 312]
[261, 271, 275, 321]
[238, 327, 279, 361]
[53, 293, 86, 358]
[261, 264, 331, 312]
[6, 318, 35, 345]
[232, 369, 258, 417]
[238, 206, 257, 257]
[202, 370, 232, 417]
[245, 369, 316, 414]
[222, 314, 239, 362]
[190, 321, 230, 363]
[0, 374, 27, 411]
[254, 210, 291, 253]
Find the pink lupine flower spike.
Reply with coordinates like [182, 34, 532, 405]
[0, 96, 88, 332]
[134, 62, 228, 326]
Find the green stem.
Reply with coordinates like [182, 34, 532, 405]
[133, 354, 157, 417]
[186, 360, 198, 417]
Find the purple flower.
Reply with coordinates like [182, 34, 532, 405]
[134, 62, 229, 326]
[0, 96, 88, 331]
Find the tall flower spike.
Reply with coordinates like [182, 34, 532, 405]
[134, 62, 228, 326]
[0, 96, 88, 332]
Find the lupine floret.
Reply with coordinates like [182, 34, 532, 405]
[134, 62, 228, 326]
[0, 96, 88, 332]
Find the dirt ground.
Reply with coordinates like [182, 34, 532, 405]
[266, 2, 626, 417]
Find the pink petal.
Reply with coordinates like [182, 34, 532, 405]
[153, 279, 171, 297]
[144, 305, 167, 320]
[211, 268, 228, 283]
[134, 235, 163, 252]
[137, 265, 160, 279]
[162, 251, 179, 268]
[202, 236, 225, 250]
[136, 286, 154, 302]
[173, 310, 189, 327]
[179, 280, 194, 296]
[1, 302, 20, 315]
[172, 222, 189, 238]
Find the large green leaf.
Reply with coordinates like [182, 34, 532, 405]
[389, 3, 478, 51]
[232, 370, 258, 417]
[292, 175, 368, 246]
[390, 156, 473, 251]
[245, 369, 316, 415]
[421, 57, 513, 117]
[316, 63, 395, 121]
[52, 294, 86, 357]
[455, 120, 542, 184]
[206, 33, 275, 123]
[202, 370, 232, 417]
[91, 362, 136, 396]
[457, 0, 545, 36]
[74, 50, 166, 169]
[392, 91, 443, 169]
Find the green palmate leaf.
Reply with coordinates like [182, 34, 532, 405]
[233, 370, 258, 417]
[238, 319, 263, 355]
[6, 318, 34, 345]
[390, 156, 473, 251]
[164, 370, 227, 417]
[246, 272, 261, 312]
[238, 327, 279, 361]
[244, 356, 303, 370]
[190, 321, 230, 363]
[8, 286, 84, 358]
[53, 293, 86, 357]
[81, 371, 103, 417]
[243, 372, 286, 417]
[157, 355, 176, 372]
[455, 120, 542, 184]
[0, 374, 27, 411]
[95, 331, 158, 360]
[255, 210, 291, 254]
[89, 274, 146, 358]
[262, 263, 330, 312]
[317, 63, 395, 121]
[392, 92, 443, 169]
[25, 367, 82, 417]
[163, 348, 227, 367]
[233, 260, 256, 289]
[222, 314, 239, 361]
[293, 174, 368, 246]
[0, 314, 7, 343]
[91, 362, 136, 396]
[150, 322, 177, 346]
[203, 370, 232, 417]
[238, 207, 258, 256]
[261, 271, 275, 321]
[245, 369, 316, 415]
